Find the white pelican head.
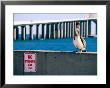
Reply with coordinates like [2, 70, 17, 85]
[75, 22, 80, 36]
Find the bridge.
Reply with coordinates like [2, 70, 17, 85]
[13, 18, 97, 40]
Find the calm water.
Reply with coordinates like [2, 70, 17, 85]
[14, 36, 97, 52]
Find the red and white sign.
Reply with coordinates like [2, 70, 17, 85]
[24, 52, 37, 72]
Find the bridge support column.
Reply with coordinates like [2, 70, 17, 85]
[61, 22, 64, 38]
[86, 21, 88, 37]
[62, 22, 64, 38]
[82, 21, 84, 37]
[49, 24, 51, 39]
[41, 24, 47, 39]
[69, 22, 72, 38]
[59, 22, 62, 39]
[80, 21, 83, 37]
[29, 25, 33, 40]
[66, 22, 68, 38]
[53, 23, 56, 39]
[13, 26, 16, 40]
[46, 24, 49, 39]
[41, 24, 44, 39]
[71, 22, 73, 38]
[21, 26, 26, 40]
[50, 23, 54, 39]
[36, 24, 40, 40]
[86, 20, 88, 37]
[67, 22, 70, 38]
[74, 21, 76, 39]
[84, 21, 87, 38]
[44, 24, 47, 39]
[58, 23, 60, 39]
[83, 21, 85, 38]
[59, 23, 62, 39]
[13, 26, 19, 40]
[64, 22, 67, 38]
[96, 20, 97, 36]
[57, 23, 59, 39]
[93, 20, 97, 37]
[88, 20, 91, 36]
[72, 22, 74, 38]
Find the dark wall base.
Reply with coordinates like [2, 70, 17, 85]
[14, 51, 97, 75]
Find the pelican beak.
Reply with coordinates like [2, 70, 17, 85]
[75, 30, 79, 36]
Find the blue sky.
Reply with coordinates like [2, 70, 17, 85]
[14, 13, 92, 22]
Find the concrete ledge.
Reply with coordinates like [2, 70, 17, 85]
[14, 50, 97, 54]
[14, 51, 97, 75]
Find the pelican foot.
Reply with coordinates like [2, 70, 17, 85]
[82, 50, 86, 52]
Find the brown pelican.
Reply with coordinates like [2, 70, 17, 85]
[73, 22, 86, 52]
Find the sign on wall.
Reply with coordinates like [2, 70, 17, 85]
[24, 52, 37, 72]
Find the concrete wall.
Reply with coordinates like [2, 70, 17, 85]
[14, 51, 97, 75]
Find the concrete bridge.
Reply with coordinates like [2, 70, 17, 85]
[13, 19, 97, 40]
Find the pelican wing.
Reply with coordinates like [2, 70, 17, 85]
[80, 36, 86, 48]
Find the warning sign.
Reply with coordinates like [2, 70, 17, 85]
[24, 52, 37, 72]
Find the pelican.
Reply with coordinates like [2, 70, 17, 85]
[73, 23, 86, 52]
